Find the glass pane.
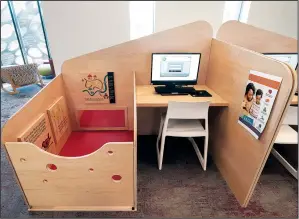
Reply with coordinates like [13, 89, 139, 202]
[1, 1, 24, 66]
[239, 1, 252, 23]
[129, 1, 154, 40]
[222, 1, 242, 23]
[12, 1, 49, 63]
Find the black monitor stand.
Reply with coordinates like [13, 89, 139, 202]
[154, 84, 195, 95]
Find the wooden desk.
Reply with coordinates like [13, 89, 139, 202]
[291, 95, 298, 105]
[136, 85, 229, 107]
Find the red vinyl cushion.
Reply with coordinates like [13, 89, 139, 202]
[59, 131, 133, 157]
[79, 110, 126, 128]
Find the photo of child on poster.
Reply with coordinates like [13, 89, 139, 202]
[238, 70, 282, 139]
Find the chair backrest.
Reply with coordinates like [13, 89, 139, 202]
[282, 106, 298, 125]
[166, 101, 210, 120]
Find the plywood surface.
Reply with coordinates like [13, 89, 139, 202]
[2, 75, 71, 154]
[17, 113, 56, 154]
[47, 96, 71, 144]
[5, 141, 135, 210]
[291, 95, 298, 105]
[217, 21, 297, 53]
[136, 85, 229, 107]
[206, 39, 296, 207]
[62, 70, 135, 131]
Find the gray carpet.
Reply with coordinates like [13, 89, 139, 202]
[1, 82, 298, 218]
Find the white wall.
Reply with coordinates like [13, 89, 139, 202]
[247, 1, 297, 39]
[41, 1, 130, 74]
[154, 1, 225, 34]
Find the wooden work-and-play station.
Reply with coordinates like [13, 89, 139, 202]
[2, 21, 298, 212]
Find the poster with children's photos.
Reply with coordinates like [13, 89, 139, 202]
[238, 70, 282, 139]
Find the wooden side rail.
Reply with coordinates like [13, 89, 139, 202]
[4, 141, 135, 211]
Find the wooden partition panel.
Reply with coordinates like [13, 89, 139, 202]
[2, 75, 72, 153]
[17, 113, 57, 154]
[61, 21, 213, 135]
[217, 21, 298, 103]
[5, 142, 134, 211]
[61, 70, 134, 131]
[217, 21, 297, 53]
[206, 39, 297, 207]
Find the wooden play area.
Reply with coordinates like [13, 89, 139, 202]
[1, 21, 297, 212]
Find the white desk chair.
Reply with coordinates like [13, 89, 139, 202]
[156, 101, 210, 170]
[272, 106, 298, 179]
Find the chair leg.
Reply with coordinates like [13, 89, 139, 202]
[36, 74, 45, 87]
[203, 135, 209, 171]
[156, 117, 164, 166]
[272, 148, 298, 179]
[158, 134, 166, 170]
[188, 137, 207, 171]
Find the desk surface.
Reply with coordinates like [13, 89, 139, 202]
[291, 95, 298, 105]
[136, 85, 229, 107]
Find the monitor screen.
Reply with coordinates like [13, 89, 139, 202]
[264, 53, 298, 70]
[151, 53, 200, 85]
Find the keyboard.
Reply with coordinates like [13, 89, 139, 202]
[154, 86, 196, 95]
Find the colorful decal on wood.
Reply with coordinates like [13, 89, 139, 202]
[238, 70, 282, 139]
[18, 113, 56, 153]
[81, 72, 115, 104]
[47, 96, 70, 143]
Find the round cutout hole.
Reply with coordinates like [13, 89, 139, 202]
[43, 179, 48, 183]
[20, 158, 26, 162]
[112, 175, 122, 182]
[46, 164, 57, 171]
[107, 150, 113, 155]
[89, 168, 94, 172]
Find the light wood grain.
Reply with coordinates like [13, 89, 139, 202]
[2, 75, 71, 154]
[217, 20, 298, 96]
[47, 96, 72, 145]
[217, 21, 297, 53]
[62, 70, 135, 132]
[17, 113, 57, 154]
[291, 95, 298, 105]
[5, 141, 135, 210]
[133, 71, 138, 211]
[206, 39, 297, 207]
[29, 206, 134, 212]
[136, 85, 229, 107]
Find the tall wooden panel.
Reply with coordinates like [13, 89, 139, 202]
[206, 39, 297, 207]
[217, 21, 297, 53]
[2, 75, 71, 153]
[61, 21, 213, 135]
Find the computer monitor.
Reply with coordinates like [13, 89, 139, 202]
[151, 53, 201, 86]
[263, 53, 298, 70]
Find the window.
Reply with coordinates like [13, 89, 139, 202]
[129, 1, 155, 40]
[1, 1, 51, 66]
[222, 1, 251, 23]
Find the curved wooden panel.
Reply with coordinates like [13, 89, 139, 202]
[206, 39, 297, 207]
[1, 75, 71, 153]
[217, 21, 297, 53]
[5, 141, 134, 211]
[61, 21, 213, 135]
